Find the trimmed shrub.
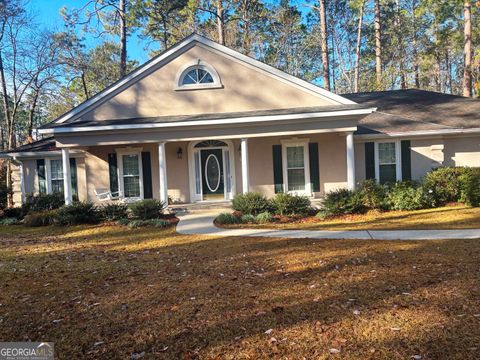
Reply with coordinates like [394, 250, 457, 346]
[270, 193, 311, 216]
[256, 211, 273, 224]
[23, 193, 64, 213]
[99, 203, 128, 221]
[459, 168, 480, 207]
[116, 218, 130, 226]
[56, 202, 98, 225]
[1, 207, 23, 219]
[24, 210, 57, 227]
[386, 182, 431, 211]
[127, 219, 170, 228]
[216, 213, 240, 225]
[129, 199, 166, 220]
[231, 192, 270, 215]
[241, 214, 256, 223]
[321, 189, 366, 216]
[0, 217, 20, 225]
[358, 179, 388, 210]
[423, 167, 466, 205]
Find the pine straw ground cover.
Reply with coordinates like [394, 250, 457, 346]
[221, 205, 480, 231]
[0, 225, 479, 359]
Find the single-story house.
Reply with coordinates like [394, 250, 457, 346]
[2, 34, 479, 207]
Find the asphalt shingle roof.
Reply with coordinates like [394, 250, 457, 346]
[344, 89, 480, 135]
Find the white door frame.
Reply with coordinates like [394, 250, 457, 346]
[188, 140, 236, 202]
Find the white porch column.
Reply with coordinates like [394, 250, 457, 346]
[346, 132, 356, 190]
[158, 142, 168, 205]
[240, 138, 250, 193]
[15, 158, 26, 204]
[62, 148, 73, 205]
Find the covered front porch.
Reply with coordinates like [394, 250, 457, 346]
[55, 131, 357, 206]
[35, 105, 374, 206]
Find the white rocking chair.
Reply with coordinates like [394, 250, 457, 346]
[94, 189, 121, 202]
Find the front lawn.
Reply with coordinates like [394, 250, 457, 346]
[220, 204, 480, 231]
[0, 224, 479, 359]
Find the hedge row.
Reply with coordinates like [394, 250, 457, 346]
[321, 167, 480, 216]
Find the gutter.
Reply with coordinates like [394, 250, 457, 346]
[354, 127, 480, 140]
[38, 108, 377, 135]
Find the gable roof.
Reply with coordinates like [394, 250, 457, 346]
[45, 33, 355, 128]
[344, 89, 480, 136]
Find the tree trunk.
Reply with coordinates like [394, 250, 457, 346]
[0, 51, 13, 207]
[319, 0, 330, 91]
[374, 0, 382, 89]
[119, 0, 127, 78]
[412, 0, 420, 88]
[216, 0, 225, 45]
[446, 48, 452, 93]
[354, 0, 365, 93]
[463, 0, 472, 97]
[27, 88, 39, 143]
[81, 72, 89, 100]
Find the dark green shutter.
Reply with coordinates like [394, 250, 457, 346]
[69, 158, 78, 200]
[272, 145, 283, 193]
[365, 142, 375, 180]
[141, 152, 153, 199]
[308, 142, 320, 192]
[108, 153, 118, 194]
[401, 140, 412, 181]
[36, 159, 46, 194]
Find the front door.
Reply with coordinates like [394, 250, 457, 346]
[201, 149, 224, 200]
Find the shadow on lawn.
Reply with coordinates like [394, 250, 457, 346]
[0, 227, 479, 359]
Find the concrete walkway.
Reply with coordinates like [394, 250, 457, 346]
[176, 211, 480, 240]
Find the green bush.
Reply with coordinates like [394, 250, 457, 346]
[231, 192, 270, 215]
[24, 210, 57, 227]
[256, 211, 273, 224]
[321, 189, 366, 216]
[23, 193, 64, 213]
[127, 219, 170, 228]
[358, 180, 388, 210]
[0, 217, 20, 225]
[0, 185, 9, 210]
[241, 214, 256, 223]
[459, 168, 480, 207]
[270, 193, 311, 216]
[423, 167, 466, 205]
[56, 202, 99, 225]
[116, 218, 130, 226]
[1, 207, 23, 219]
[216, 213, 240, 224]
[129, 199, 166, 220]
[386, 182, 431, 211]
[99, 203, 128, 221]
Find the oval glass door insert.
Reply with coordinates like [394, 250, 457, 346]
[205, 154, 221, 192]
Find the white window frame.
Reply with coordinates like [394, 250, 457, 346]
[116, 148, 144, 200]
[374, 140, 402, 183]
[174, 60, 223, 91]
[281, 139, 311, 196]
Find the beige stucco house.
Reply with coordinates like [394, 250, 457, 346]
[2, 34, 480, 207]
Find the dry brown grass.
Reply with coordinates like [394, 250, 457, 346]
[223, 205, 480, 231]
[0, 224, 479, 359]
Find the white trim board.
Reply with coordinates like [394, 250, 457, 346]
[48, 34, 357, 126]
[39, 108, 374, 135]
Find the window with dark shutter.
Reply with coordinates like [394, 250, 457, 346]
[36, 159, 46, 194]
[365, 142, 375, 180]
[401, 140, 412, 181]
[308, 143, 320, 192]
[108, 153, 118, 194]
[141, 152, 153, 199]
[272, 145, 283, 193]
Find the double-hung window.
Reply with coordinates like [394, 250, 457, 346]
[117, 150, 143, 199]
[375, 141, 401, 184]
[50, 159, 64, 193]
[282, 140, 311, 195]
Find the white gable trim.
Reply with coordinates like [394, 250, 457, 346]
[52, 34, 355, 125]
